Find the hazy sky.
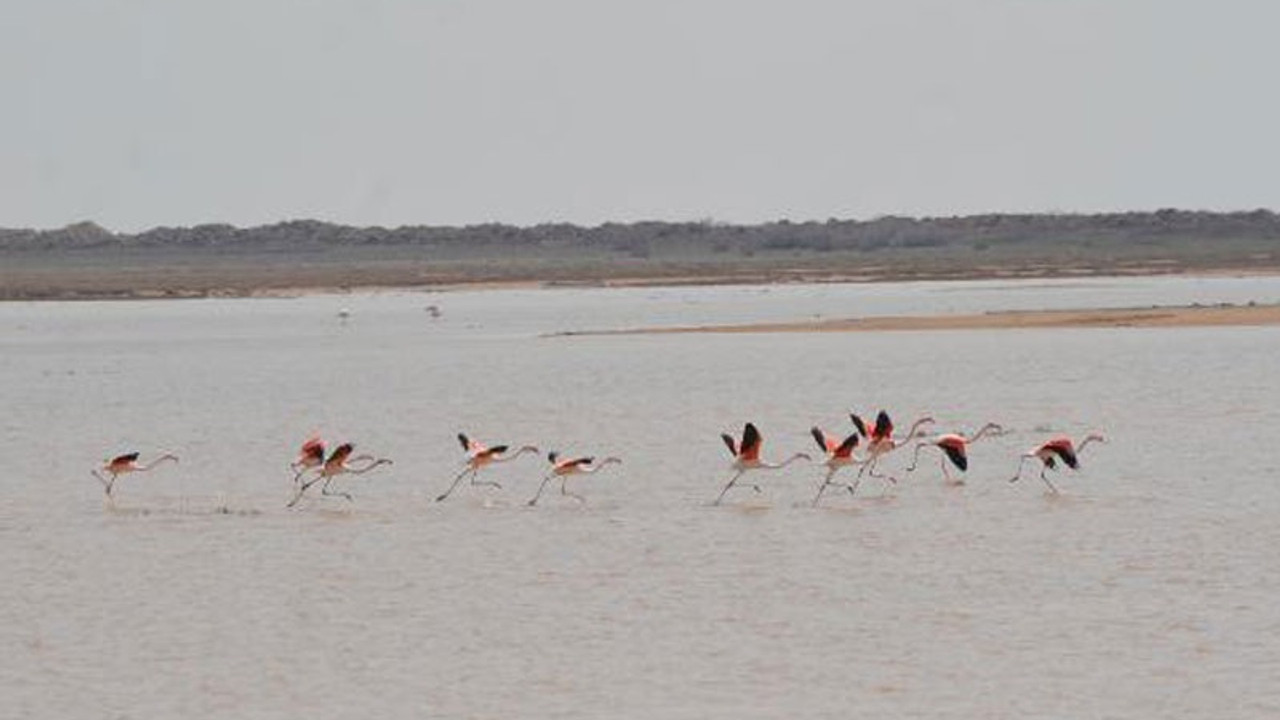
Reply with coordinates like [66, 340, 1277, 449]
[4, 1, 1278, 231]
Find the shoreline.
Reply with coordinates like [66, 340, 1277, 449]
[548, 303, 1280, 336]
[3, 262, 1280, 302]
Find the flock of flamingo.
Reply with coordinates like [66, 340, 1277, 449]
[91, 410, 1106, 508]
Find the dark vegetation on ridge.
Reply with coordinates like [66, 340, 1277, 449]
[3, 210, 1279, 299]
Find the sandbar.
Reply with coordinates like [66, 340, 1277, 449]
[551, 303, 1280, 336]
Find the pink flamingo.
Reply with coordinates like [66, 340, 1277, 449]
[906, 423, 1003, 484]
[288, 442, 392, 507]
[848, 410, 935, 491]
[809, 426, 864, 507]
[713, 422, 811, 505]
[527, 452, 622, 506]
[289, 434, 326, 485]
[1009, 433, 1106, 493]
[91, 452, 179, 498]
[436, 433, 539, 502]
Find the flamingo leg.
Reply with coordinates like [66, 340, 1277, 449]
[865, 459, 897, 492]
[811, 467, 838, 507]
[561, 477, 585, 504]
[527, 474, 554, 506]
[1039, 465, 1060, 494]
[1009, 457, 1032, 484]
[286, 482, 308, 508]
[436, 466, 475, 502]
[713, 470, 745, 506]
[844, 476, 863, 498]
[470, 470, 502, 490]
[91, 469, 116, 498]
[287, 468, 326, 507]
[320, 475, 353, 502]
[942, 457, 960, 485]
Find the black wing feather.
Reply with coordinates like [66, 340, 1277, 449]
[721, 433, 737, 457]
[836, 433, 861, 455]
[941, 443, 968, 471]
[1050, 444, 1079, 469]
[849, 413, 868, 438]
[874, 410, 893, 438]
[810, 427, 827, 452]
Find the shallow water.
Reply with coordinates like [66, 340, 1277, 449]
[3, 277, 1279, 718]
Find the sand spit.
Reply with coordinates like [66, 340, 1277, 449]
[550, 303, 1280, 337]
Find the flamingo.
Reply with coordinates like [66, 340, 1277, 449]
[527, 452, 622, 506]
[906, 423, 1003, 485]
[713, 423, 811, 505]
[91, 452, 179, 498]
[287, 442, 392, 507]
[848, 410, 935, 492]
[436, 433, 539, 502]
[809, 426, 864, 507]
[289, 434, 326, 485]
[1009, 433, 1106, 493]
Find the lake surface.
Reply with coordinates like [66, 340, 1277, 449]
[3, 275, 1279, 718]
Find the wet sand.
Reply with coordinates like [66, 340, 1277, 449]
[553, 303, 1280, 336]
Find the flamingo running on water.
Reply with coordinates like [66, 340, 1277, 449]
[1009, 433, 1106, 493]
[809, 426, 864, 507]
[713, 422, 811, 505]
[436, 433, 539, 502]
[848, 410, 935, 493]
[287, 442, 392, 507]
[906, 422, 1003, 485]
[91, 452, 179, 498]
[527, 452, 622, 506]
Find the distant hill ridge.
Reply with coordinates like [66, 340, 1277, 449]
[4, 210, 1280, 300]
[4, 209, 1280, 255]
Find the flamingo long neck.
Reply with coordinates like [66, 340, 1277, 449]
[906, 442, 931, 472]
[761, 453, 807, 470]
[492, 447, 536, 464]
[139, 455, 177, 472]
[579, 458, 621, 475]
[345, 458, 391, 474]
[966, 424, 1000, 444]
[903, 417, 934, 442]
[1076, 435, 1104, 455]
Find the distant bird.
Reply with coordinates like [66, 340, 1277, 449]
[713, 422, 811, 505]
[527, 452, 622, 506]
[425, 304, 442, 318]
[287, 442, 392, 507]
[848, 410, 935, 492]
[337, 308, 351, 322]
[91, 451, 179, 498]
[436, 433, 539, 502]
[809, 426, 864, 507]
[1009, 433, 1106, 493]
[289, 434, 326, 485]
[906, 423, 1004, 484]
